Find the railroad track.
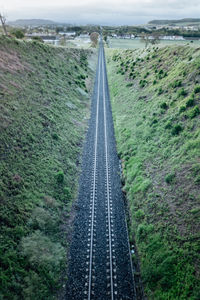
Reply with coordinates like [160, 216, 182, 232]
[85, 41, 117, 300]
[66, 39, 136, 300]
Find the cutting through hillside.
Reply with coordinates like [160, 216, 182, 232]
[66, 39, 136, 300]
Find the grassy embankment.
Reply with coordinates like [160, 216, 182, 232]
[108, 38, 200, 50]
[106, 46, 200, 299]
[0, 36, 96, 299]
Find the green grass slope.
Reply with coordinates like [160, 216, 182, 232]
[0, 37, 96, 299]
[106, 46, 200, 299]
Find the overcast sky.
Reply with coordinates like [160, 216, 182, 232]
[1, 0, 200, 25]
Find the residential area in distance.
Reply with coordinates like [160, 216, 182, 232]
[1, 18, 200, 48]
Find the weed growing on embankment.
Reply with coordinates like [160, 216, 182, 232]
[106, 46, 200, 299]
[0, 36, 96, 299]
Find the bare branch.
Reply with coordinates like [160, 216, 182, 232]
[0, 13, 8, 36]
[140, 33, 150, 48]
[90, 32, 99, 47]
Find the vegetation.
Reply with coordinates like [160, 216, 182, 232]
[141, 32, 160, 48]
[148, 18, 200, 25]
[106, 45, 200, 299]
[0, 12, 8, 36]
[90, 32, 99, 47]
[0, 36, 96, 299]
[10, 29, 25, 39]
[108, 38, 200, 50]
[103, 24, 200, 39]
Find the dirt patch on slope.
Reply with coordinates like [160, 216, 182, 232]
[0, 49, 32, 74]
[145, 160, 200, 237]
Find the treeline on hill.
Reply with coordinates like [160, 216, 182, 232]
[106, 46, 200, 299]
[103, 26, 200, 38]
[55, 25, 101, 35]
[0, 36, 96, 299]
[148, 18, 200, 25]
[0, 23, 101, 38]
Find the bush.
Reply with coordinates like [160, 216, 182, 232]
[63, 187, 72, 200]
[11, 29, 25, 39]
[186, 98, 195, 107]
[129, 72, 134, 78]
[194, 85, 200, 94]
[135, 209, 145, 220]
[153, 80, 157, 85]
[179, 106, 186, 113]
[171, 124, 183, 135]
[21, 230, 65, 268]
[23, 270, 54, 299]
[144, 72, 149, 78]
[188, 106, 200, 118]
[78, 74, 86, 80]
[29, 207, 57, 233]
[165, 173, 176, 184]
[165, 121, 172, 129]
[171, 80, 182, 88]
[160, 102, 168, 110]
[52, 133, 59, 140]
[178, 88, 187, 97]
[143, 250, 176, 291]
[158, 87, 163, 95]
[137, 223, 154, 241]
[56, 171, 64, 183]
[32, 36, 43, 43]
[139, 79, 147, 88]
[151, 118, 158, 125]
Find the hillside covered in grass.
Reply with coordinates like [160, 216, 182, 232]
[106, 46, 200, 299]
[0, 37, 96, 299]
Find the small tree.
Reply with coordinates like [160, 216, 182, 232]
[150, 32, 160, 45]
[0, 13, 8, 36]
[56, 26, 64, 34]
[11, 29, 25, 39]
[140, 32, 160, 48]
[140, 33, 150, 48]
[59, 36, 67, 47]
[90, 32, 99, 47]
[32, 36, 44, 43]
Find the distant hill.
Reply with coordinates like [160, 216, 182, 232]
[149, 18, 200, 25]
[8, 19, 57, 26]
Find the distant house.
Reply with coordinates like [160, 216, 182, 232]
[124, 35, 131, 39]
[26, 33, 57, 40]
[59, 32, 76, 38]
[183, 26, 199, 31]
[79, 34, 90, 38]
[160, 35, 185, 40]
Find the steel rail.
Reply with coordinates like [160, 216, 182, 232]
[102, 42, 114, 300]
[87, 45, 102, 300]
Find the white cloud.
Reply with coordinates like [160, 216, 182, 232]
[1, 0, 200, 24]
